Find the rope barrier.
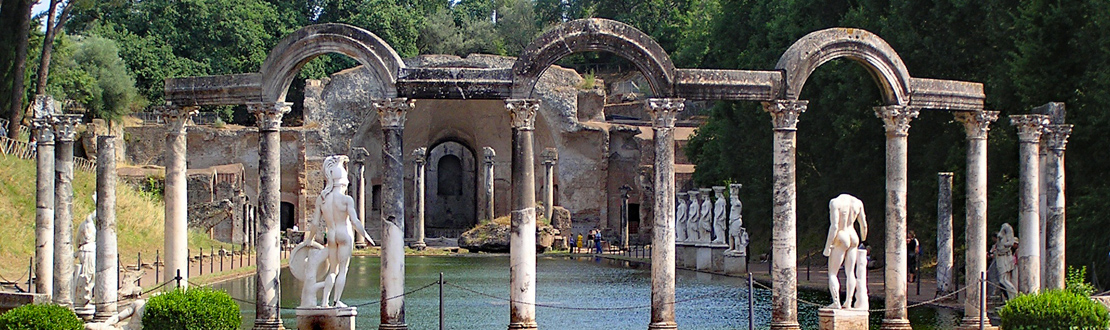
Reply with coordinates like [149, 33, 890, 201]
[444, 281, 730, 311]
[748, 277, 970, 313]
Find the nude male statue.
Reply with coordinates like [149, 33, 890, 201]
[823, 194, 867, 310]
[292, 155, 375, 308]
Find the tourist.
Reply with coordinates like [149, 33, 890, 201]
[595, 230, 603, 254]
[907, 230, 920, 283]
[587, 230, 595, 252]
[576, 233, 583, 253]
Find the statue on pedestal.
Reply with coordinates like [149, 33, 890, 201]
[992, 223, 1017, 300]
[712, 186, 727, 245]
[675, 192, 688, 242]
[726, 184, 745, 255]
[291, 155, 374, 308]
[74, 193, 97, 312]
[823, 194, 867, 310]
[686, 191, 700, 242]
[698, 188, 713, 243]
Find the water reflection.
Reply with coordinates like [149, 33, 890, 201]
[212, 256, 958, 329]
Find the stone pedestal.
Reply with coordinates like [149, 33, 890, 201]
[723, 255, 748, 276]
[296, 307, 357, 330]
[818, 308, 868, 330]
[695, 244, 728, 273]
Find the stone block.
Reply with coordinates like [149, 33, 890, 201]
[696, 246, 713, 271]
[724, 255, 748, 275]
[0, 292, 50, 314]
[677, 243, 697, 269]
[818, 308, 868, 330]
[296, 306, 357, 330]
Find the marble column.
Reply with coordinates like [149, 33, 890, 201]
[1011, 114, 1048, 294]
[647, 98, 683, 330]
[375, 98, 411, 330]
[954, 110, 999, 329]
[936, 172, 954, 296]
[52, 114, 81, 307]
[93, 136, 118, 322]
[542, 148, 558, 221]
[506, 99, 539, 330]
[161, 105, 197, 288]
[620, 185, 632, 250]
[1042, 123, 1071, 290]
[411, 147, 427, 250]
[762, 100, 805, 330]
[32, 114, 55, 296]
[351, 147, 370, 248]
[249, 102, 290, 330]
[482, 147, 496, 221]
[875, 105, 918, 330]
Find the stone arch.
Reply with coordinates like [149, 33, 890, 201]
[511, 18, 676, 99]
[775, 27, 912, 105]
[259, 23, 405, 103]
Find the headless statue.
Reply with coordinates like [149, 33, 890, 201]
[686, 191, 700, 242]
[292, 155, 375, 308]
[824, 194, 867, 310]
[675, 192, 688, 242]
[699, 189, 713, 243]
[712, 186, 727, 244]
[993, 223, 1017, 300]
[74, 193, 97, 308]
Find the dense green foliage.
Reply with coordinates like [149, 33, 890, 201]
[999, 289, 1110, 329]
[143, 288, 240, 330]
[0, 304, 83, 330]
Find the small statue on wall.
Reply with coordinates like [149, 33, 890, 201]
[712, 186, 727, 245]
[698, 188, 713, 243]
[686, 190, 700, 242]
[675, 192, 688, 242]
[823, 194, 867, 310]
[291, 155, 375, 308]
[726, 184, 745, 255]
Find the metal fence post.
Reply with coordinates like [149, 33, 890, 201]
[439, 272, 445, 330]
[748, 273, 755, 330]
[979, 271, 986, 330]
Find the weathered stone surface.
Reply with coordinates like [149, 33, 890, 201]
[550, 206, 571, 235]
[457, 216, 556, 253]
[818, 308, 868, 330]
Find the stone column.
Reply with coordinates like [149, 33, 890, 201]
[351, 147, 370, 248]
[249, 102, 290, 330]
[875, 105, 918, 330]
[936, 172, 954, 296]
[375, 98, 411, 330]
[542, 148, 558, 222]
[32, 114, 55, 296]
[1042, 123, 1071, 290]
[646, 98, 683, 330]
[411, 147, 427, 250]
[506, 99, 539, 330]
[93, 136, 118, 322]
[52, 114, 81, 307]
[160, 105, 196, 288]
[620, 185, 633, 250]
[762, 100, 805, 330]
[954, 110, 999, 328]
[482, 147, 496, 221]
[1011, 114, 1048, 294]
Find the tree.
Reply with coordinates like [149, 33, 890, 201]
[1, 0, 34, 139]
[45, 36, 141, 127]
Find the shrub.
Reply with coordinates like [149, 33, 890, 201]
[1000, 289, 1110, 330]
[143, 287, 239, 330]
[0, 304, 83, 330]
[1068, 266, 1096, 297]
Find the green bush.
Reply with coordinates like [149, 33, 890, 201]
[1068, 266, 1097, 297]
[0, 304, 83, 330]
[143, 287, 239, 330]
[1000, 289, 1110, 330]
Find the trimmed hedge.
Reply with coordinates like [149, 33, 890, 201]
[143, 287, 239, 330]
[999, 289, 1110, 330]
[0, 304, 83, 330]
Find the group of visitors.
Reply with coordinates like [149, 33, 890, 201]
[570, 229, 605, 254]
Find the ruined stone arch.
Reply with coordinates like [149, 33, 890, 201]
[511, 18, 677, 99]
[775, 27, 912, 105]
[259, 23, 405, 103]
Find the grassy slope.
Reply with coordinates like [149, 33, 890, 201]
[0, 153, 234, 281]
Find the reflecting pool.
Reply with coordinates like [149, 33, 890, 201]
[213, 256, 959, 329]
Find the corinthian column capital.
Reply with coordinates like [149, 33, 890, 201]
[52, 114, 83, 142]
[483, 147, 496, 164]
[506, 99, 540, 130]
[32, 117, 55, 144]
[874, 105, 920, 137]
[762, 99, 807, 130]
[1010, 114, 1050, 143]
[953, 110, 1000, 140]
[646, 98, 685, 129]
[350, 147, 370, 165]
[248, 102, 291, 132]
[412, 147, 427, 165]
[159, 104, 200, 134]
[373, 98, 413, 129]
[1044, 124, 1073, 151]
[542, 148, 558, 165]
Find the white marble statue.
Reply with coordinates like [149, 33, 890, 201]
[823, 194, 867, 310]
[854, 244, 869, 310]
[726, 184, 745, 255]
[712, 186, 727, 245]
[698, 188, 713, 244]
[291, 155, 374, 308]
[686, 191, 700, 242]
[676, 192, 688, 242]
[75, 193, 97, 309]
[993, 223, 1017, 300]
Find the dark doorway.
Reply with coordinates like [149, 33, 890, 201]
[426, 141, 477, 238]
[280, 202, 295, 231]
[628, 203, 641, 234]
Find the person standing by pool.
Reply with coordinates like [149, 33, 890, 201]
[595, 230, 604, 254]
[576, 233, 584, 253]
